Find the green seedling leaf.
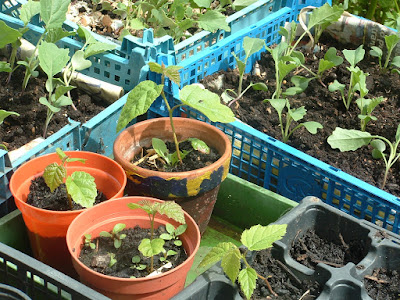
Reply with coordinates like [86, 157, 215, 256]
[152, 138, 170, 165]
[127, 202, 153, 214]
[221, 247, 241, 283]
[385, 34, 400, 53]
[180, 85, 235, 123]
[283, 76, 313, 96]
[174, 240, 183, 246]
[369, 46, 383, 60]
[329, 80, 345, 93]
[55, 148, 67, 160]
[40, 0, 70, 29]
[99, 231, 112, 238]
[288, 106, 307, 122]
[167, 250, 177, 256]
[371, 139, 385, 159]
[39, 97, 60, 113]
[139, 238, 165, 257]
[343, 45, 365, 67]
[109, 253, 117, 267]
[0, 21, 22, 48]
[199, 242, 237, 268]
[132, 256, 141, 264]
[324, 47, 343, 66]
[187, 138, 210, 154]
[43, 162, 66, 192]
[148, 62, 163, 74]
[0, 62, 12, 73]
[197, 10, 230, 33]
[221, 90, 236, 104]
[38, 42, 70, 78]
[84, 41, 116, 58]
[160, 233, 173, 240]
[243, 36, 265, 60]
[55, 85, 75, 100]
[20, 0, 41, 25]
[327, 127, 372, 152]
[193, 0, 213, 8]
[65, 171, 97, 208]
[251, 82, 268, 91]
[318, 59, 336, 75]
[71, 50, 92, 71]
[307, 3, 343, 30]
[396, 124, 400, 142]
[129, 18, 146, 30]
[53, 95, 73, 109]
[232, 0, 258, 9]
[164, 65, 183, 86]
[77, 26, 97, 45]
[266, 98, 286, 117]
[238, 267, 257, 300]
[303, 121, 323, 134]
[113, 223, 126, 234]
[278, 60, 297, 79]
[391, 56, 400, 68]
[241, 224, 287, 251]
[175, 224, 187, 236]
[270, 41, 288, 62]
[290, 50, 305, 65]
[45, 28, 74, 43]
[166, 223, 175, 234]
[117, 81, 163, 132]
[233, 53, 246, 76]
[156, 201, 186, 224]
[114, 239, 122, 249]
[0, 110, 19, 125]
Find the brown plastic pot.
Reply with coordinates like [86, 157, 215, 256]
[9, 151, 127, 277]
[66, 196, 201, 300]
[113, 117, 232, 234]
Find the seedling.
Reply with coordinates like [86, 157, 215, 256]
[221, 36, 268, 107]
[0, 109, 19, 150]
[84, 234, 96, 250]
[327, 125, 400, 188]
[99, 223, 127, 249]
[42, 148, 97, 209]
[160, 249, 178, 263]
[131, 255, 146, 271]
[199, 224, 287, 299]
[263, 98, 323, 143]
[108, 253, 117, 268]
[160, 223, 187, 247]
[116, 62, 234, 165]
[329, 45, 367, 111]
[370, 34, 400, 72]
[127, 200, 186, 273]
[356, 96, 384, 132]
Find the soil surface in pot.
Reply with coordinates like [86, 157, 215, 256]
[0, 65, 109, 150]
[249, 248, 322, 299]
[364, 267, 400, 300]
[290, 228, 369, 269]
[79, 225, 188, 278]
[134, 140, 221, 172]
[27, 176, 107, 211]
[202, 34, 400, 197]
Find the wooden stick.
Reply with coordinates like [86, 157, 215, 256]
[312, 259, 344, 268]
[364, 275, 388, 284]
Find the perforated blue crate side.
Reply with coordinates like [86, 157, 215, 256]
[0, 5, 155, 91]
[0, 242, 111, 300]
[80, 94, 136, 157]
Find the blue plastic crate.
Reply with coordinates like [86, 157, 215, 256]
[0, 121, 81, 217]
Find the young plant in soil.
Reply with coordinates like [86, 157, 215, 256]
[328, 125, 400, 188]
[99, 223, 127, 249]
[0, 110, 20, 149]
[370, 34, 400, 73]
[116, 62, 234, 166]
[199, 224, 287, 299]
[127, 199, 186, 274]
[41, 148, 97, 209]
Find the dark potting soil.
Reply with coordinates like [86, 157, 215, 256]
[202, 34, 400, 197]
[27, 176, 107, 211]
[249, 248, 322, 299]
[290, 228, 369, 270]
[134, 140, 221, 172]
[364, 268, 400, 300]
[79, 225, 188, 278]
[0, 64, 109, 150]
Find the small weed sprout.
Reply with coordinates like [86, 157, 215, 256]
[108, 253, 117, 268]
[131, 256, 147, 271]
[84, 234, 96, 250]
[99, 223, 127, 249]
[370, 34, 400, 72]
[127, 200, 186, 273]
[160, 223, 188, 247]
[199, 224, 287, 299]
[356, 96, 384, 132]
[42, 148, 97, 209]
[328, 125, 400, 188]
[160, 249, 178, 263]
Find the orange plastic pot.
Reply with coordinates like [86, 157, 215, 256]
[113, 118, 232, 234]
[9, 151, 127, 277]
[66, 196, 201, 300]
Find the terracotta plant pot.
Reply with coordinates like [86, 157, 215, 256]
[113, 117, 232, 234]
[66, 196, 201, 300]
[9, 151, 127, 277]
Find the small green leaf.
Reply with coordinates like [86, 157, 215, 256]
[113, 223, 126, 234]
[371, 139, 386, 156]
[174, 240, 183, 246]
[251, 82, 268, 91]
[0, 21, 22, 48]
[136, 264, 146, 270]
[43, 162, 66, 192]
[391, 56, 400, 68]
[329, 80, 345, 93]
[160, 233, 173, 240]
[114, 239, 122, 249]
[288, 106, 306, 122]
[221, 90, 236, 104]
[324, 47, 343, 66]
[65, 171, 97, 208]
[396, 124, 400, 142]
[0, 110, 19, 125]
[318, 59, 335, 75]
[307, 3, 343, 30]
[55, 85, 75, 100]
[164, 65, 182, 86]
[265, 98, 286, 117]
[278, 60, 297, 79]
[167, 250, 177, 256]
[132, 256, 141, 263]
[117, 81, 163, 132]
[238, 267, 257, 300]
[71, 50, 92, 71]
[243, 37, 265, 61]
[148, 62, 163, 74]
[221, 247, 241, 283]
[327, 127, 372, 152]
[165, 223, 175, 234]
[99, 231, 112, 238]
[156, 201, 186, 224]
[241, 224, 287, 251]
[233, 53, 246, 76]
[175, 224, 187, 236]
[39, 97, 60, 113]
[193, 0, 213, 8]
[290, 50, 305, 65]
[343, 45, 365, 67]
[139, 238, 165, 257]
[45, 28, 74, 43]
[197, 10, 230, 33]
[20, 0, 41, 25]
[180, 85, 235, 123]
[0, 62, 12, 73]
[187, 138, 210, 154]
[199, 242, 237, 268]
[369, 46, 383, 59]
[152, 138, 170, 165]
[40, 0, 70, 29]
[232, 0, 258, 9]
[302, 121, 323, 134]
[385, 34, 400, 53]
[38, 42, 70, 79]
[129, 18, 146, 30]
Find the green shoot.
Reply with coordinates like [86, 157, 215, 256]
[84, 234, 96, 250]
[370, 34, 400, 71]
[356, 97, 384, 132]
[160, 223, 187, 247]
[99, 223, 127, 249]
[108, 253, 117, 268]
[131, 255, 146, 271]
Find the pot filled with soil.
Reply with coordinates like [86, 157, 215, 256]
[9, 149, 127, 277]
[66, 196, 201, 300]
[113, 62, 235, 234]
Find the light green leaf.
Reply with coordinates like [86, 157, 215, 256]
[187, 138, 210, 154]
[129, 18, 146, 30]
[324, 47, 343, 66]
[278, 60, 297, 79]
[327, 127, 372, 152]
[20, 0, 41, 25]
[221, 247, 241, 283]
[329, 80, 345, 93]
[290, 50, 305, 65]
[55, 85, 75, 100]
[66, 171, 97, 208]
[40, 0, 70, 29]
[266, 98, 286, 117]
[77, 26, 97, 44]
[193, 0, 213, 8]
[233, 53, 246, 76]
[38, 42, 70, 79]
[180, 85, 235, 123]
[243, 37, 265, 60]
[371, 139, 385, 159]
[84, 42, 116, 58]
[55, 147, 67, 160]
[238, 267, 257, 300]
[132, 256, 141, 263]
[156, 201, 186, 224]
[127, 202, 153, 214]
[39, 97, 61, 113]
[391, 56, 400, 68]
[116, 81, 163, 132]
[385, 34, 400, 53]
[152, 137, 170, 164]
[318, 59, 336, 75]
[232, 0, 258, 9]
[343, 45, 365, 67]
[251, 82, 268, 91]
[138, 238, 165, 257]
[175, 224, 187, 236]
[99, 231, 112, 238]
[53, 95, 73, 108]
[241, 224, 287, 251]
[166, 223, 175, 234]
[0, 62, 11, 73]
[148, 62, 162, 74]
[197, 10, 230, 33]
[71, 50, 92, 71]
[199, 242, 237, 268]
[113, 223, 126, 233]
[167, 250, 177, 256]
[396, 124, 400, 142]
[164, 65, 182, 86]
[284, 76, 313, 96]
[369, 46, 383, 59]
[0, 21, 22, 48]
[45, 28, 74, 43]
[221, 90, 236, 104]
[303, 121, 323, 134]
[43, 162, 66, 192]
[288, 106, 306, 122]
[160, 233, 173, 240]
[174, 240, 183, 246]
[307, 3, 343, 30]
[0, 110, 19, 125]
[114, 239, 122, 249]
